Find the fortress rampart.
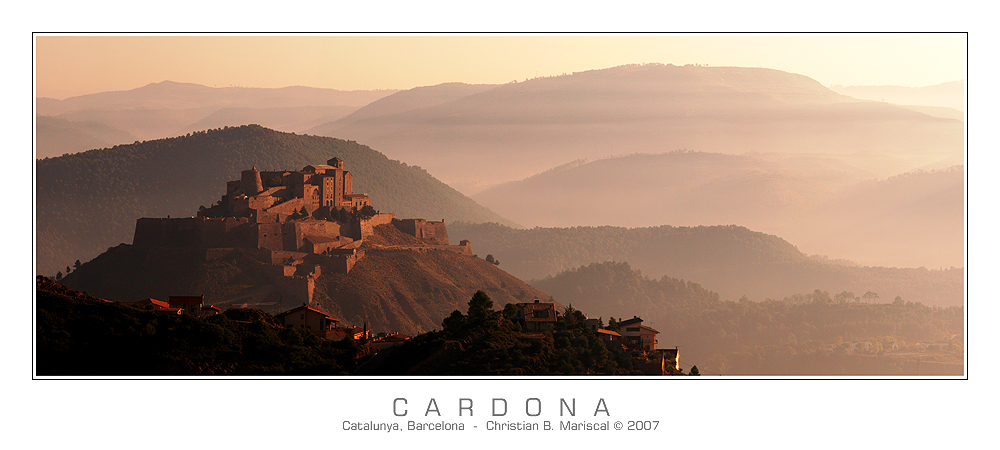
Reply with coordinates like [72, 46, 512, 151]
[391, 218, 450, 245]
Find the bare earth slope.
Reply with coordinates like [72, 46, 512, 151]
[61, 224, 552, 336]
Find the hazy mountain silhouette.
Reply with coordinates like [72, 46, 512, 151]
[472, 152, 963, 269]
[830, 80, 965, 112]
[35, 115, 138, 159]
[308, 64, 963, 195]
[308, 82, 497, 132]
[448, 222, 963, 308]
[35, 81, 397, 157]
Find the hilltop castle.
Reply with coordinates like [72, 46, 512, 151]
[131, 157, 471, 306]
[226, 157, 372, 221]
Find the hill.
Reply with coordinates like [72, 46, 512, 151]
[309, 64, 963, 195]
[35, 81, 397, 158]
[36, 125, 515, 277]
[472, 152, 964, 269]
[60, 224, 551, 336]
[310, 82, 497, 131]
[35, 115, 138, 158]
[530, 262, 964, 376]
[448, 222, 964, 307]
[830, 81, 965, 112]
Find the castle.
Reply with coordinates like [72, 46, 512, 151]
[131, 157, 471, 306]
[226, 157, 372, 222]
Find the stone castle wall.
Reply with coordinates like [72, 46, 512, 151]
[391, 218, 450, 245]
[134, 217, 257, 249]
[355, 213, 397, 240]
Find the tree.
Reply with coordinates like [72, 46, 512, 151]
[862, 291, 880, 304]
[502, 303, 518, 321]
[55, 271, 63, 281]
[835, 291, 856, 304]
[485, 254, 500, 266]
[467, 290, 494, 322]
[441, 310, 466, 330]
[893, 296, 905, 306]
[689, 365, 701, 376]
[356, 205, 377, 221]
[74, 260, 82, 270]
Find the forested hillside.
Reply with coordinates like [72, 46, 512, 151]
[36, 125, 514, 276]
[531, 262, 964, 375]
[450, 222, 963, 307]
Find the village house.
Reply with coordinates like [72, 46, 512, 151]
[583, 318, 622, 343]
[514, 299, 559, 332]
[619, 316, 659, 351]
[124, 298, 171, 310]
[168, 295, 204, 315]
[276, 304, 341, 337]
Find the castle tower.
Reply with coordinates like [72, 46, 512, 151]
[327, 157, 344, 169]
[240, 166, 264, 195]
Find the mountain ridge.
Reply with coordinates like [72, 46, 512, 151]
[308, 64, 963, 195]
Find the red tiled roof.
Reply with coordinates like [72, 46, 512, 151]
[127, 298, 170, 309]
[639, 325, 660, 334]
[596, 329, 622, 337]
[203, 305, 222, 311]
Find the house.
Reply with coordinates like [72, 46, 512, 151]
[595, 328, 622, 343]
[168, 295, 204, 315]
[275, 304, 341, 339]
[515, 299, 558, 332]
[327, 326, 369, 341]
[619, 316, 659, 351]
[124, 298, 171, 310]
[200, 305, 222, 316]
[371, 332, 411, 350]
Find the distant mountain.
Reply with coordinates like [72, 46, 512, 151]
[176, 105, 361, 137]
[309, 64, 963, 195]
[448, 222, 964, 307]
[308, 82, 497, 132]
[35, 81, 397, 157]
[35, 115, 138, 158]
[471, 151, 964, 269]
[60, 225, 551, 336]
[36, 125, 514, 277]
[831, 81, 965, 112]
[37, 81, 395, 115]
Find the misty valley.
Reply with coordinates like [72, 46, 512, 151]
[35, 63, 965, 377]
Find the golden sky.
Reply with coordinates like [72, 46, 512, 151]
[35, 34, 966, 100]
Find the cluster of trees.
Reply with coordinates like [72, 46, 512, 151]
[36, 277, 365, 375]
[531, 261, 964, 376]
[449, 222, 963, 307]
[361, 291, 660, 375]
[36, 124, 513, 277]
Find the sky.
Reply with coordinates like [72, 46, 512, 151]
[34, 34, 967, 100]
